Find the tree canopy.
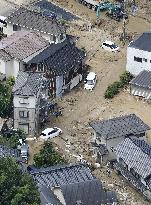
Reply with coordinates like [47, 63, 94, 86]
[33, 141, 66, 168]
[0, 158, 40, 205]
[0, 76, 15, 117]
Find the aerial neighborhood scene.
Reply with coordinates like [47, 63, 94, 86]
[1, 0, 151, 204]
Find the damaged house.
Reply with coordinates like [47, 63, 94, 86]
[12, 71, 49, 135]
[0, 31, 49, 78]
[26, 38, 86, 97]
[3, 7, 66, 44]
[89, 114, 150, 163]
[114, 137, 151, 201]
[28, 163, 117, 205]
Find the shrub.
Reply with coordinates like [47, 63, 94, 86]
[104, 71, 133, 99]
[104, 81, 121, 99]
[33, 141, 67, 168]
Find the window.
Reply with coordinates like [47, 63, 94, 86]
[53, 35, 56, 42]
[134, 56, 142, 63]
[19, 97, 28, 104]
[19, 111, 29, 118]
[60, 33, 64, 41]
[143, 58, 147, 62]
[18, 123, 29, 134]
[13, 24, 21, 31]
[37, 63, 44, 72]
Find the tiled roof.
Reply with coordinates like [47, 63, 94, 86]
[29, 164, 95, 188]
[40, 186, 63, 205]
[0, 144, 20, 158]
[0, 31, 49, 61]
[130, 70, 151, 89]
[61, 179, 117, 205]
[115, 138, 151, 179]
[131, 138, 151, 156]
[27, 39, 85, 75]
[6, 7, 65, 36]
[90, 114, 150, 140]
[129, 32, 151, 52]
[13, 71, 44, 96]
[35, 0, 79, 21]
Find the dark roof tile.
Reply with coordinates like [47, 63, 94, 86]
[130, 70, 151, 89]
[6, 7, 65, 36]
[90, 114, 150, 140]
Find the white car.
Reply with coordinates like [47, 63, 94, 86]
[84, 72, 97, 91]
[40, 127, 62, 141]
[101, 41, 119, 52]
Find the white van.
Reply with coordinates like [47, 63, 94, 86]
[84, 72, 97, 91]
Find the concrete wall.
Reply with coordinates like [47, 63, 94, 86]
[13, 95, 38, 135]
[53, 188, 66, 205]
[56, 75, 63, 98]
[0, 59, 6, 74]
[130, 84, 151, 99]
[126, 47, 151, 76]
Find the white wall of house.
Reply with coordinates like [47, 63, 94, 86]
[126, 47, 151, 76]
[13, 95, 37, 108]
[130, 84, 151, 99]
[0, 59, 6, 74]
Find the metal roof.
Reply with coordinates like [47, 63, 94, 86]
[60, 179, 117, 205]
[13, 71, 45, 96]
[27, 39, 85, 76]
[115, 138, 151, 179]
[35, 0, 79, 21]
[129, 32, 151, 52]
[0, 144, 20, 158]
[29, 164, 95, 188]
[0, 31, 49, 61]
[90, 114, 150, 140]
[130, 70, 151, 89]
[6, 7, 65, 36]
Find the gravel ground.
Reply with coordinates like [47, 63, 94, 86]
[1, 0, 151, 204]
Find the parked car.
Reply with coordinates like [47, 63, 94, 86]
[21, 143, 29, 163]
[101, 41, 119, 52]
[40, 127, 62, 140]
[84, 72, 97, 91]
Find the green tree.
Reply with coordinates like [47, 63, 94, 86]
[34, 141, 66, 168]
[0, 158, 40, 205]
[0, 76, 15, 117]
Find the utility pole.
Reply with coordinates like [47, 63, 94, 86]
[121, 0, 127, 44]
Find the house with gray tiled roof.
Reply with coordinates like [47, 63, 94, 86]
[26, 38, 86, 98]
[130, 70, 151, 100]
[114, 138, 151, 201]
[13, 71, 49, 135]
[28, 164, 118, 205]
[89, 114, 150, 163]
[3, 7, 66, 44]
[0, 31, 49, 78]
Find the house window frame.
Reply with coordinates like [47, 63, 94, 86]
[19, 111, 29, 118]
[18, 123, 29, 134]
[134, 56, 142, 63]
[19, 97, 29, 104]
[13, 24, 21, 31]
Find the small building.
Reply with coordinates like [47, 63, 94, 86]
[130, 70, 151, 100]
[0, 31, 49, 78]
[3, 7, 66, 44]
[0, 144, 20, 159]
[13, 71, 49, 135]
[114, 137, 151, 201]
[26, 38, 86, 98]
[89, 114, 150, 162]
[126, 32, 151, 76]
[28, 163, 117, 205]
